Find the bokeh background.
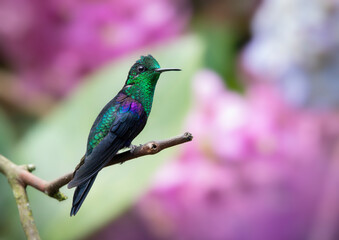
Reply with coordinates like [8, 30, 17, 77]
[1, 0, 339, 239]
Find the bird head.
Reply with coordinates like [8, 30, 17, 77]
[125, 55, 181, 86]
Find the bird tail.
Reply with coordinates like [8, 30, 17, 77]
[70, 174, 98, 216]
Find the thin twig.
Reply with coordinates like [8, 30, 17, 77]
[50, 132, 193, 197]
[0, 156, 41, 240]
[0, 132, 193, 239]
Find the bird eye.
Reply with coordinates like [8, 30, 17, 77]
[137, 65, 146, 73]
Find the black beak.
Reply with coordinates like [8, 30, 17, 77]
[154, 68, 181, 73]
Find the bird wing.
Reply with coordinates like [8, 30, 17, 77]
[68, 99, 147, 188]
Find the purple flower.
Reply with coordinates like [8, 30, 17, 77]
[135, 70, 339, 240]
[0, 0, 190, 97]
[241, 0, 339, 108]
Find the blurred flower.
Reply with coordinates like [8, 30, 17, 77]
[134, 70, 339, 240]
[0, 0, 190, 97]
[242, 0, 339, 108]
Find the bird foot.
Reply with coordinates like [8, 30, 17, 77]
[129, 144, 142, 153]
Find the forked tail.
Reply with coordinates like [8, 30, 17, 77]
[70, 174, 98, 216]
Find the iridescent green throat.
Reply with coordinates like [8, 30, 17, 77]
[124, 74, 160, 116]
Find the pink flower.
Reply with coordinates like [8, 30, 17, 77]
[0, 0, 190, 97]
[135, 70, 339, 240]
[241, 0, 339, 108]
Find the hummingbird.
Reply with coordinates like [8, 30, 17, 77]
[67, 55, 181, 216]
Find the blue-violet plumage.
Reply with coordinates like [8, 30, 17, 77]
[67, 55, 181, 216]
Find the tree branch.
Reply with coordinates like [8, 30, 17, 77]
[48, 132, 192, 198]
[0, 132, 193, 239]
[0, 155, 41, 240]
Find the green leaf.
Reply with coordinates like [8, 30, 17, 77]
[0, 109, 22, 240]
[14, 35, 204, 240]
[0, 108, 15, 157]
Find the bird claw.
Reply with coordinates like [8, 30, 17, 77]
[129, 144, 142, 153]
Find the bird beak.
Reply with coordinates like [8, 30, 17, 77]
[154, 68, 181, 73]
